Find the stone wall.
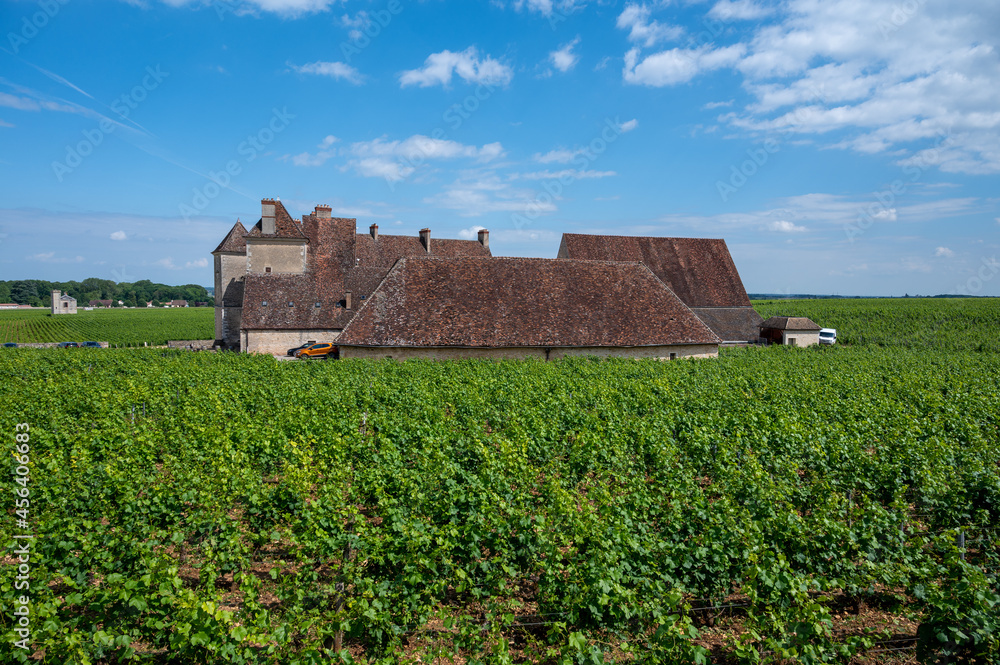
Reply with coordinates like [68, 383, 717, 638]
[246, 240, 307, 275]
[782, 331, 820, 347]
[243, 329, 341, 355]
[339, 344, 718, 361]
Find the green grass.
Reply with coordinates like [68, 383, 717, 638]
[0, 307, 214, 346]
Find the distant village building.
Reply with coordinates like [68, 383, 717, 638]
[89, 299, 113, 308]
[168, 300, 188, 308]
[0, 303, 19, 309]
[51, 290, 77, 315]
[212, 198, 762, 358]
[760, 316, 822, 347]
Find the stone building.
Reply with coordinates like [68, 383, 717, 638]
[336, 257, 720, 360]
[212, 197, 760, 359]
[213, 199, 490, 353]
[759, 316, 822, 347]
[51, 290, 77, 315]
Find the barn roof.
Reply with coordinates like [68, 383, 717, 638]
[558, 234, 751, 307]
[212, 221, 248, 254]
[760, 316, 821, 331]
[337, 257, 720, 349]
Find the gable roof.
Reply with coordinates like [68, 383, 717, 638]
[337, 257, 720, 348]
[241, 274, 356, 330]
[244, 200, 308, 240]
[558, 234, 751, 307]
[760, 316, 821, 331]
[213, 220, 248, 254]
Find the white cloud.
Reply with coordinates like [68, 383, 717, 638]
[426, 173, 559, 217]
[154, 256, 209, 270]
[708, 0, 774, 21]
[510, 169, 617, 180]
[110, 231, 127, 241]
[285, 135, 339, 167]
[507, 0, 585, 17]
[533, 148, 585, 164]
[458, 225, 487, 240]
[620, 118, 639, 132]
[156, 0, 337, 17]
[345, 135, 504, 181]
[872, 208, 897, 221]
[28, 252, 84, 263]
[935, 246, 955, 258]
[290, 61, 363, 84]
[767, 220, 807, 233]
[623, 45, 746, 86]
[399, 47, 513, 88]
[616, 3, 683, 48]
[549, 37, 581, 73]
[713, 0, 1000, 174]
[341, 11, 370, 41]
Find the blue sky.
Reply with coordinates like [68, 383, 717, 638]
[1, 0, 998, 296]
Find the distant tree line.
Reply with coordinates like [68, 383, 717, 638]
[0, 278, 212, 308]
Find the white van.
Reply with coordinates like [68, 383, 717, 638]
[819, 328, 837, 345]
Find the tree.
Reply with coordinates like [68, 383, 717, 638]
[10, 281, 39, 305]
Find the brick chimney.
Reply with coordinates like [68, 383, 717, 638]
[261, 198, 276, 235]
[370, 223, 378, 240]
[314, 204, 331, 219]
[478, 228, 489, 249]
[419, 228, 431, 253]
[345, 291, 352, 310]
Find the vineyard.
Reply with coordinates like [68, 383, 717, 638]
[0, 308, 213, 347]
[753, 297, 1000, 353]
[0, 300, 998, 664]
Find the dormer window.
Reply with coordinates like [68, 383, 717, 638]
[288, 301, 294, 307]
[315, 302, 321, 308]
[265, 266, 272, 273]
[262, 300, 268, 307]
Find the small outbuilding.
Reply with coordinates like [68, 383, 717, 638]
[51, 290, 77, 315]
[760, 316, 822, 347]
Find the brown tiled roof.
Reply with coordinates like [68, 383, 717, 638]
[760, 316, 821, 331]
[244, 200, 308, 240]
[241, 274, 356, 330]
[690, 307, 763, 343]
[354, 233, 491, 267]
[213, 221, 248, 254]
[240, 219, 493, 331]
[558, 234, 751, 307]
[337, 257, 720, 348]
